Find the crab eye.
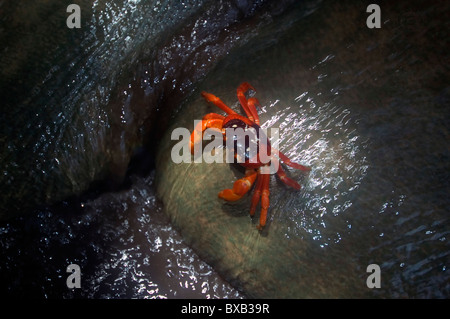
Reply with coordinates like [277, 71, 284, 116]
[223, 118, 247, 130]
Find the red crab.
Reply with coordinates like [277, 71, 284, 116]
[190, 82, 310, 229]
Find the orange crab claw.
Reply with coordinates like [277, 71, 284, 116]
[189, 113, 225, 154]
[218, 169, 258, 201]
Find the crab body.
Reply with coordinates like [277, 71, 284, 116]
[190, 83, 310, 229]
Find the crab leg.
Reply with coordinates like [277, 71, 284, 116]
[277, 165, 302, 190]
[201, 92, 237, 115]
[269, 156, 302, 190]
[237, 82, 260, 124]
[249, 172, 263, 217]
[277, 150, 311, 172]
[190, 113, 224, 154]
[258, 172, 271, 229]
[247, 97, 261, 125]
[218, 169, 258, 201]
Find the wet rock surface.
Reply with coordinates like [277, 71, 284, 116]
[0, 0, 297, 220]
[156, 0, 449, 298]
[0, 0, 300, 298]
[0, 0, 448, 299]
[0, 173, 244, 298]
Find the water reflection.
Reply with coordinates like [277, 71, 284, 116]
[257, 90, 369, 247]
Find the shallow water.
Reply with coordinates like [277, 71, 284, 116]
[1, 0, 449, 298]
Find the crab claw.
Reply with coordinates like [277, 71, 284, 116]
[218, 169, 258, 201]
[189, 113, 225, 154]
